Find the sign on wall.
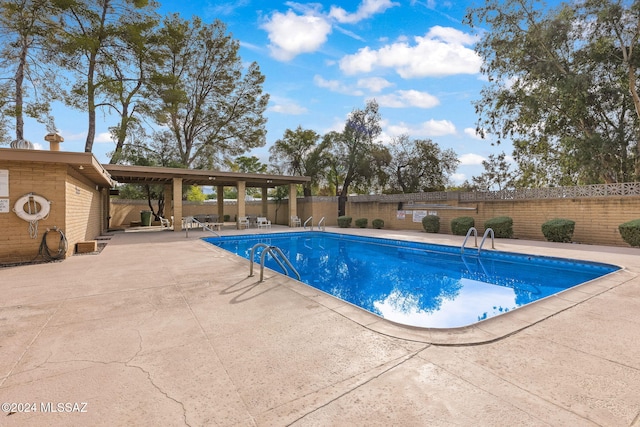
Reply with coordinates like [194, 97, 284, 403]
[0, 170, 8, 197]
[412, 210, 427, 223]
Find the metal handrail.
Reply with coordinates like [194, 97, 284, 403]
[303, 216, 313, 230]
[184, 216, 220, 237]
[479, 228, 495, 254]
[248, 243, 301, 282]
[461, 227, 478, 253]
[318, 216, 326, 231]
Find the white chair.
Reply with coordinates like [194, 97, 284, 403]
[257, 217, 271, 229]
[159, 216, 171, 228]
[291, 216, 301, 227]
[238, 216, 250, 229]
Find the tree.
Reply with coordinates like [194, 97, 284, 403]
[327, 99, 385, 216]
[105, 10, 161, 163]
[225, 155, 268, 174]
[472, 153, 515, 191]
[465, 0, 640, 186]
[224, 155, 268, 198]
[269, 126, 331, 196]
[114, 128, 183, 220]
[186, 185, 205, 202]
[51, 0, 159, 153]
[143, 14, 268, 168]
[0, 0, 57, 146]
[386, 134, 459, 193]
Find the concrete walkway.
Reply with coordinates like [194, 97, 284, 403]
[1, 226, 639, 426]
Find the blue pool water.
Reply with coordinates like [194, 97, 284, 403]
[204, 232, 619, 328]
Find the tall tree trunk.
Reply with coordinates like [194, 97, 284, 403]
[15, 40, 27, 141]
[85, 54, 97, 152]
[338, 194, 347, 217]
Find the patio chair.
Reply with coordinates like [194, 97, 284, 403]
[159, 216, 171, 228]
[291, 215, 301, 227]
[257, 217, 271, 229]
[238, 216, 250, 229]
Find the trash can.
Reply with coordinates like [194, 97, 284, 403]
[140, 210, 152, 226]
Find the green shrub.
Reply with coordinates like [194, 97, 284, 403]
[422, 215, 440, 233]
[451, 216, 475, 236]
[372, 218, 385, 229]
[355, 218, 368, 228]
[484, 216, 513, 238]
[618, 219, 640, 247]
[337, 216, 352, 228]
[541, 218, 575, 242]
[223, 214, 230, 222]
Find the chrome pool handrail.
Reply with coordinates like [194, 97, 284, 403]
[248, 243, 301, 282]
[303, 216, 313, 230]
[184, 216, 220, 237]
[318, 216, 326, 231]
[461, 227, 478, 253]
[479, 228, 495, 254]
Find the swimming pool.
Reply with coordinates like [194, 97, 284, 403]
[204, 232, 619, 328]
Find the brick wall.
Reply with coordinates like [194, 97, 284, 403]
[0, 160, 105, 264]
[109, 191, 640, 247]
[346, 196, 640, 247]
[65, 169, 104, 247]
[0, 161, 66, 263]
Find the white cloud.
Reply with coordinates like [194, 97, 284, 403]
[459, 153, 485, 165]
[95, 132, 113, 143]
[60, 131, 86, 141]
[339, 26, 481, 78]
[314, 75, 364, 95]
[427, 25, 478, 45]
[464, 127, 484, 140]
[329, 0, 399, 24]
[333, 25, 366, 42]
[450, 173, 466, 184]
[207, 0, 250, 16]
[357, 77, 394, 93]
[376, 90, 439, 108]
[324, 117, 348, 133]
[268, 97, 308, 115]
[387, 119, 456, 137]
[262, 10, 332, 61]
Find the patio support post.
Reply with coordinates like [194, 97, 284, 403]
[237, 181, 246, 229]
[288, 183, 297, 226]
[163, 184, 172, 225]
[217, 185, 224, 222]
[262, 187, 268, 217]
[173, 177, 183, 231]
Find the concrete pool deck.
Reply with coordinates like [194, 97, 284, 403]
[1, 226, 639, 426]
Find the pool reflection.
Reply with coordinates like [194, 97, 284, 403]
[209, 233, 617, 328]
[374, 279, 516, 328]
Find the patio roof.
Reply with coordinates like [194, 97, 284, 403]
[0, 148, 113, 187]
[103, 164, 310, 188]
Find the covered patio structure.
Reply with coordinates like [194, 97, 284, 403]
[103, 164, 310, 231]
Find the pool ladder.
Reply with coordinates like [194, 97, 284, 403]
[461, 227, 495, 254]
[303, 216, 326, 231]
[248, 243, 301, 282]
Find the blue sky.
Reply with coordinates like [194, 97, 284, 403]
[23, 0, 511, 185]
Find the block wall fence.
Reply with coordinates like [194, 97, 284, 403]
[110, 182, 640, 248]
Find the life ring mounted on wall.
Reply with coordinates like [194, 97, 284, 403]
[13, 193, 51, 222]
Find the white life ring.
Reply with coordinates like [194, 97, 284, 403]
[13, 194, 51, 222]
